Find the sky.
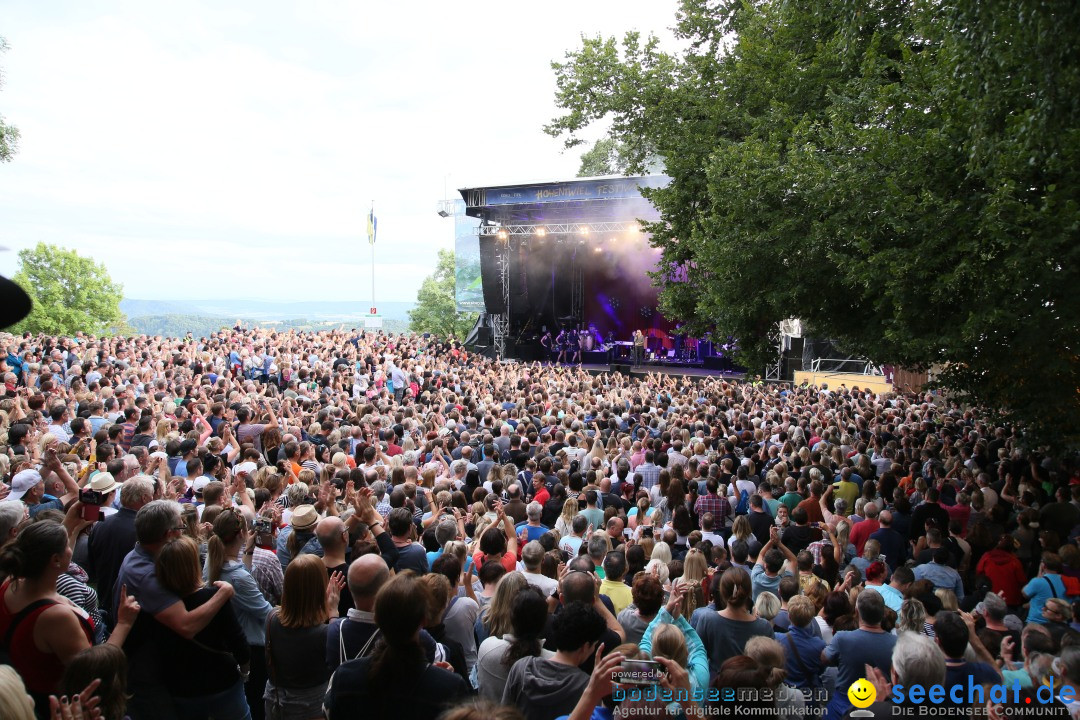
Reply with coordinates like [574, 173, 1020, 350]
[0, 0, 679, 304]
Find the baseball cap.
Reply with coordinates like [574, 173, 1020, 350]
[235, 461, 258, 476]
[8, 469, 43, 502]
[192, 476, 212, 494]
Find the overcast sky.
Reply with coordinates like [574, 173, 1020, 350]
[0, 0, 678, 304]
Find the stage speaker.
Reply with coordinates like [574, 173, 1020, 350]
[611, 363, 632, 375]
[782, 337, 804, 380]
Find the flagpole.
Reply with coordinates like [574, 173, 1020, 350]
[370, 201, 375, 314]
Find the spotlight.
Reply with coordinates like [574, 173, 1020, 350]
[496, 228, 509, 241]
[536, 227, 547, 238]
[579, 226, 590, 236]
[593, 247, 602, 253]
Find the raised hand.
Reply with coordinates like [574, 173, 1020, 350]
[116, 584, 141, 626]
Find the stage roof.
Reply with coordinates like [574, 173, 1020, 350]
[458, 175, 669, 226]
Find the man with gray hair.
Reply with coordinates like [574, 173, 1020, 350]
[115, 500, 235, 719]
[518, 501, 549, 544]
[0, 500, 27, 544]
[86, 474, 155, 622]
[587, 533, 610, 579]
[857, 631, 947, 717]
[849, 501, 880, 556]
[521, 540, 558, 596]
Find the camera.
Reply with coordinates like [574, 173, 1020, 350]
[78, 487, 106, 523]
[79, 487, 105, 506]
[254, 517, 273, 535]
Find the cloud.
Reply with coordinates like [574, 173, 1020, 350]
[0, 0, 678, 302]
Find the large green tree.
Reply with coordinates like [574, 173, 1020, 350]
[409, 249, 477, 339]
[547, 0, 1080, 452]
[0, 37, 20, 163]
[13, 243, 126, 335]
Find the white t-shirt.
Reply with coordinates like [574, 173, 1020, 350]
[522, 570, 559, 597]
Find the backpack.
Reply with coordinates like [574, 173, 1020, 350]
[734, 489, 750, 515]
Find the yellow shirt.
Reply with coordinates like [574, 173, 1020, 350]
[600, 578, 634, 614]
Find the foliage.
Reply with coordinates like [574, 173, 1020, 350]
[547, 0, 1080, 453]
[13, 243, 126, 336]
[0, 37, 19, 163]
[577, 137, 629, 177]
[409, 249, 477, 339]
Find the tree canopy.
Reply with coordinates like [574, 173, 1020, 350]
[409, 249, 477, 339]
[13, 243, 126, 335]
[547, 0, 1080, 453]
[577, 137, 628, 177]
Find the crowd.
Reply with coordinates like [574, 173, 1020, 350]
[0, 326, 1078, 720]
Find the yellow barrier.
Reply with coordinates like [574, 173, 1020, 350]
[792, 371, 894, 395]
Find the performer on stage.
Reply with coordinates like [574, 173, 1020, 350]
[556, 327, 569, 365]
[540, 329, 554, 363]
[567, 326, 581, 364]
[633, 329, 645, 367]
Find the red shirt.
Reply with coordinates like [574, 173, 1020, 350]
[533, 487, 550, 506]
[474, 550, 516, 574]
[849, 518, 880, 557]
[0, 580, 94, 694]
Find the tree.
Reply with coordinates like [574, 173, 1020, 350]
[13, 243, 126, 335]
[409, 249, 477, 339]
[577, 137, 627, 177]
[0, 37, 20, 163]
[547, 0, 1080, 453]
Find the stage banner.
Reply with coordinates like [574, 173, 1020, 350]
[453, 202, 485, 311]
[483, 175, 669, 206]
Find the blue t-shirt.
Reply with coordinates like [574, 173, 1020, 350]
[28, 496, 65, 518]
[942, 661, 1000, 706]
[823, 628, 897, 693]
[1023, 574, 1067, 623]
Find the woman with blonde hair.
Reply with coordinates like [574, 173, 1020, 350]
[673, 548, 707, 617]
[753, 591, 781, 625]
[155, 418, 176, 447]
[476, 571, 527, 644]
[645, 541, 673, 586]
[0, 666, 34, 720]
[730, 515, 762, 557]
[554, 497, 579, 539]
[264, 554, 344, 719]
[628, 495, 660, 532]
[640, 582, 709, 693]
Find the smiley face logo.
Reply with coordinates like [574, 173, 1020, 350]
[848, 678, 876, 709]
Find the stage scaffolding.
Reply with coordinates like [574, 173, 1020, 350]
[477, 221, 640, 237]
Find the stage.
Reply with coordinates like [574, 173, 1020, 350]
[450, 175, 739, 365]
[530, 362, 747, 381]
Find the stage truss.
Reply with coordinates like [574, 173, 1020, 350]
[477, 222, 641, 237]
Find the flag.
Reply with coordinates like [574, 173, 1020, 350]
[366, 207, 377, 245]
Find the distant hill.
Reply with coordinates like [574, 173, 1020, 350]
[121, 298, 415, 337]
